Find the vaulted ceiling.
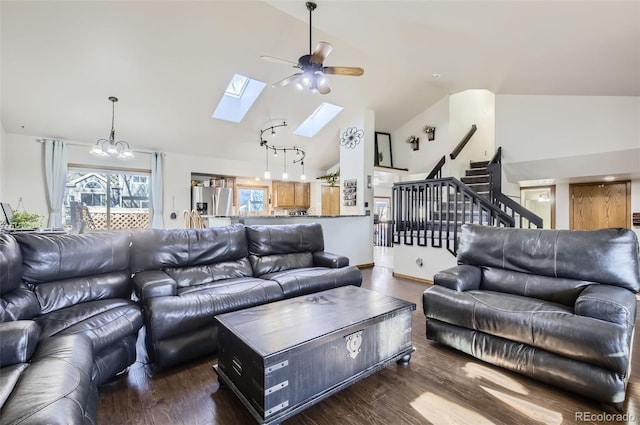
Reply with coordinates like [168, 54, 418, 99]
[2, 1, 638, 171]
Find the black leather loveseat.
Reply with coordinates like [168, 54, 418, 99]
[423, 224, 640, 408]
[130, 223, 362, 370]
[0, 232, 143, 424]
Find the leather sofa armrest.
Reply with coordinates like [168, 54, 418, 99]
[434, 265, 481, 291]
[132, 270, 177, 299]
[313, 251, 349, 268]
[575, 284, 637, 327]
[0, 321, 40, 367]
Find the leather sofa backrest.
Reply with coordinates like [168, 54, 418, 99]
[129, 224, 248, 273]
[458, 224, 640, 293]
[481, 267, 595, 306]
[15, 232, 132, 314]
[246, 223, 324, 276]
[0, 234, 22, 296]
[0, 234, 40, 322]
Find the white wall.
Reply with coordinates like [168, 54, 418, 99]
[392, 95, 450, 175]
[448, 89, 495, 179]
[394, 244, 457, 282]
[0, 122, 6, 201]
[497, 95, 640, 162]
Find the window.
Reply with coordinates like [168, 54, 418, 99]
[212, 74, 266, 123]
[237, 185, 268, 216]
[64, 167, 151, 231]
[294, 102, 344, 137]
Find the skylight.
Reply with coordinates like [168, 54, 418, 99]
[294, 102, 344, 138]
[212, 74, 266, 123]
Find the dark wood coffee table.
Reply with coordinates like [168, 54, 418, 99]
[213, 285, 416, 425]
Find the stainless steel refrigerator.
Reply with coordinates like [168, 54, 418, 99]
[191, 186, 233, 216]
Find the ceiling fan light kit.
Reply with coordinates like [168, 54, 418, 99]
[262, 1, 364, 95]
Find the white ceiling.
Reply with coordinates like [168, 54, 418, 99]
[2, 1, 639, 172]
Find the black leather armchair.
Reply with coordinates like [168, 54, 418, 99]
[423, 224, 640, 407]
[13, 232, 143, 385]
[0, 321, 98, 425]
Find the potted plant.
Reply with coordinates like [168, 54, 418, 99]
[407, 136, 420, 151]
[11, 211, 44, 229]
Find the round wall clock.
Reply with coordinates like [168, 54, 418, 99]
[340, 127, 364, 149]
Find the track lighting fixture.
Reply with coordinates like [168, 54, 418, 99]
[258, 121, 307, 180]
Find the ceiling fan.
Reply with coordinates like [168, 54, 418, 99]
[260, 1, 364, 95]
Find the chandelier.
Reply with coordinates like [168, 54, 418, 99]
[259, 121, 306, 180]
[90, 96, 134, 159]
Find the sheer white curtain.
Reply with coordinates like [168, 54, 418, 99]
[150, 152, 164, 228]
[44, 139, 67, 228]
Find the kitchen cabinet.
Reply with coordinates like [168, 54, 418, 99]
[272, 181, 310, 208]
[321, 186, 340, 215]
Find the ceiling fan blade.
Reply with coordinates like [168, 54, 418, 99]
[322, 66, 364, 76]
[272, 73, 302, 88]
[310, 42, 333, 64]
[260, 55, 299, 67]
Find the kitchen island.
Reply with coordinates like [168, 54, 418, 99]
[229, 215, 373, 267]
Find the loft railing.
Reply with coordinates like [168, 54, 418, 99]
[393, 178, 514, 255]
[487, 147, 543, 229]
[425, 155, 446, 179]
[449, 124, 477, 160]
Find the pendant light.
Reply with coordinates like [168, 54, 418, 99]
[90, 96, 134, 159]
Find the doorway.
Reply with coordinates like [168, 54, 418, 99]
[569, 181, 631, 230]
[520, 186, 555, 229]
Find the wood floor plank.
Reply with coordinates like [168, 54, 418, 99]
[97, 267, 640, 424]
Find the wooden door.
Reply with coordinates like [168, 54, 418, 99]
[321, 186, 340, 215]
[570, 181, 631, 230]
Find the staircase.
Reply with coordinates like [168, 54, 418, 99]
[460, 160, 491, 197]
[392, 147, 543, 256]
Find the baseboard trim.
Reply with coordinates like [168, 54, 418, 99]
[357, 263, 375, 269]
[392, 272, 433, 285]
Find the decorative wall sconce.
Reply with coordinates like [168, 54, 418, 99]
[259, 121, 306, 180]
[423, 125, 436, 141]
[407, 136, 420, 151]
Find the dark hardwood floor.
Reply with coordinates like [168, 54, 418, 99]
[98, 267, 640, 424]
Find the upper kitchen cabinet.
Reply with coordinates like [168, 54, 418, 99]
[272, 181, 310, 208]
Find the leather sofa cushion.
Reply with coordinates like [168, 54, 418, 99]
[246, 223, 324, 255]
[0, 363, 29, 407]
[0, 334, 95, 425]
[0, 321, 40, 367]
[426, 320, 628, 405]
[146, 277, 284, 341]
[34, 271, 132, 314]
[1, 285, 40, 322]
[35, 299, 143, 353]
[261, 266, 363, 297]
[458, 224, 640, 292]
[129, 224, 248, 273]
[481, 267, 593, 306]
[249, 252, 314, 277]
[16, 232, 130, 284]
[164, 258, 253, 288]
[424, 286, 630, 374]
[0, 234, 22, 295]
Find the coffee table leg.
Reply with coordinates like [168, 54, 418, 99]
[396, 353, 411, 365]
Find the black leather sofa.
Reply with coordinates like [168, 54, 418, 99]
[130, 223, 362, 370]
[423, 224, 640, 408]
[0, 232, 143, 424]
